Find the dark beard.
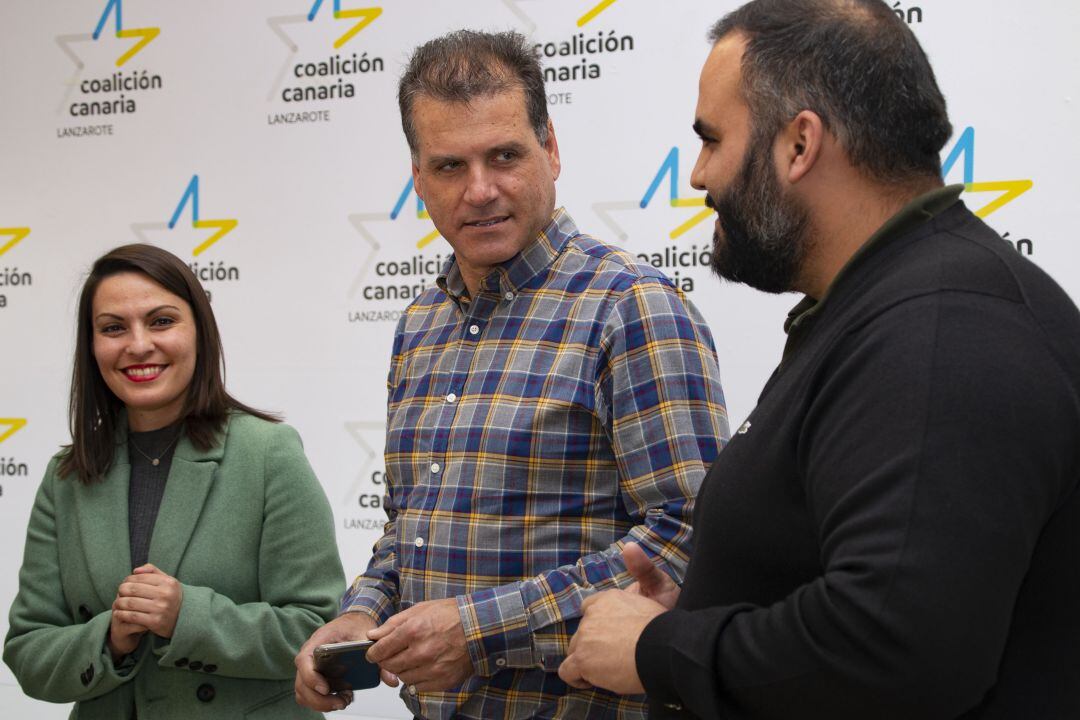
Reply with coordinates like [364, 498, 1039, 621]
[708, 137, 812, 294]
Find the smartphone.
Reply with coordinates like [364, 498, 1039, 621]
[312, 640, 380, 692]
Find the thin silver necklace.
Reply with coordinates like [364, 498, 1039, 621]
[129, 430, 182, 467]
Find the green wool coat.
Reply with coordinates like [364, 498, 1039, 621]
[4, 413, 346, 719]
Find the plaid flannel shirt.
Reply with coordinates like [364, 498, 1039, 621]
[343, 209, 729, 719]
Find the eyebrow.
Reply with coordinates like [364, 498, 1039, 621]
[94, 305, 180, 322]
[424, 141, 531, 169]
[425, 154, 460, 169]
[491, 141, 528, 155]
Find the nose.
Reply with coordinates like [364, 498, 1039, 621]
[126, 325, 154, 357]
[463, 166, 498, 207]
[690, 148, 707, 192]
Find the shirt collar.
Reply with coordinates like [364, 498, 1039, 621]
[437, 208, 577, 304]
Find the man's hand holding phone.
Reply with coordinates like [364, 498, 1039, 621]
[294, 612, 397, 712]
[313, 640, 381, 692]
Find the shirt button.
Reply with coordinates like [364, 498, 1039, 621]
[503, 292, 514, 301]
[414, 536, 425, 548]
[445, 393, 457, 403]
[468, 324, 480, 336]
[495, 658, 506, 667]
[430, 462, 441, 474]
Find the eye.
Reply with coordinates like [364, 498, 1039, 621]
[437, 160, 462, 173]
[151, 315, 177, 328]
[493, 150, 518, 163]
[98, 323, 124, 335]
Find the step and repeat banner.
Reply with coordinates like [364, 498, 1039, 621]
[0, 1, 1075, 717]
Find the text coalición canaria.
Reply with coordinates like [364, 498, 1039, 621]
[535, 30, 635, 84]
[353, 253, 445, 303]
[281, 52, 384, 104]
[68, 70, 163, 118]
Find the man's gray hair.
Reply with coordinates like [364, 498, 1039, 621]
[398, 29, 549, 158]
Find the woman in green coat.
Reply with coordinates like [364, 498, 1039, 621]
[4, 244, 346, 719]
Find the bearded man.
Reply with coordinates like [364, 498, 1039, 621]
[560, 2, 1080, 718]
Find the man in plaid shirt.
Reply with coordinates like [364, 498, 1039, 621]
[296, 29, 729, 719]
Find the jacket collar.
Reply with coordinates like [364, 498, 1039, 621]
[77, 412, 227, 605]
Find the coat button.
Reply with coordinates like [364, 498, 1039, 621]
[189, 661, 203, 671]
[203, 664, 217, 673]
[196, 683, 215, 703]
[78, 605, 92, 622]
[79, 670, 89, 687]
[174, 657, 189, 667]
[85, 665, 95, 683]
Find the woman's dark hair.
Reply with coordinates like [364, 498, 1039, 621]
[59, 243, 276, 483]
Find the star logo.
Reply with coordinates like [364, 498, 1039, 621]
[942, 126, 1032, 219]
[0, 418, 28, 445]
[55, 0, 161, 113]
[56, 0, 160, 71]
[0, 228, 30, 257]
[267, 1, 383, 100]
[592, 146, 710, 244]
[347, 177, 440, 298]
[502, 0, 623, 33]
[131, 175, 238, 257]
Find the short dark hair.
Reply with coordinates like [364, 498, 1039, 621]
[710, 0, 952, 183]
[398, 29, 549, 157]
[59, 244, 275, 484]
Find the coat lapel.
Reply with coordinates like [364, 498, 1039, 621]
[76, 438, 134, 606]
[146, 425, 225, 577]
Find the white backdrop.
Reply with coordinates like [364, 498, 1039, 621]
[1, 1, 1076, 717]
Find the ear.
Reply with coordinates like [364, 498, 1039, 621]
[544, 120, 562, 182]
[778, 110, 825, 184]
[410, 159, 424, 200]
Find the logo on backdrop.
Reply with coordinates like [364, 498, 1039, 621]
[266, 1, 385, 126]
[131, 176, 243, 298]
[505, 0, 635, 104]
[0, 228, 34, 310]
[0, 418, 30, 497]
[342, 420, 387, 530]
[592, 145, 713, 293]
[55, 0, 163, 138]
[346, 177, 447, 323]
[944, 126, 1035, 255]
